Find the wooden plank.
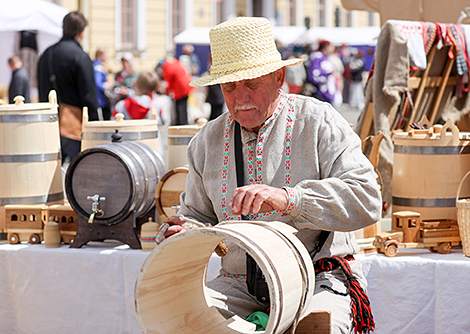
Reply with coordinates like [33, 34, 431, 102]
[428, 57, 455, 124]
[359, 102, 374, 140]
[408, 76, 457, 89]
[405, 45, 437, 130]
[294, 310, 331, 334]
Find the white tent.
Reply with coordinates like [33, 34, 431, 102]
[0, 0, 68, 92]
[293, 26, 381, 46]
[174, 25, 307, 46]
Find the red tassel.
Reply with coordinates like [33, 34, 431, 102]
[314, 256, 375, 334]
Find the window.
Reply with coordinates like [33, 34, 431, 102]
[288, 0, 296, 25]
[173, 0, 185, 39]
[216, 0, 225, 24]
[319, 0, 326, 27]
[121, 0, 137, 51]
[11, 214, 18, 221]
[116, 0, 146, 53]
[62, 216, 67, 223]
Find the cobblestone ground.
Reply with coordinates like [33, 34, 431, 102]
[337, 103, 363, 128]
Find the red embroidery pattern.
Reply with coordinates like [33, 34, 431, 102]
[220, 92, 296, 220]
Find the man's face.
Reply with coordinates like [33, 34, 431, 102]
[221, 68, 285, 132]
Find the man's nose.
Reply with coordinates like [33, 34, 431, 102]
[234, 85, 250, 104]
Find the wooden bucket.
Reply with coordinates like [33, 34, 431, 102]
[155, 166, 189, 221]
[393, 119, 470, 220]
[135, 221, 315, 334]
[167, 123, 204, 169]
[81, 111, 159, 153]
[0, 92, 63, 205]
[65, 141, 167, 224]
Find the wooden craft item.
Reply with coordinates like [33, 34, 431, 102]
[135, 221, 315, 334]
[4, 204, 48, 244]
[66, 141, 166, 249]
[374, 211, 461, 257]
[81, 108, 159, 152]
[47, 203, 78, 244]
[140, 218, 159, 252]
[0, 91, 63, 206]
[167, 124, 204, 169]
[155, 167, 189, 221]
[44, 217, 61, 248]
[392, 119, 470, 221]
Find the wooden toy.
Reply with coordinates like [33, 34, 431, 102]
[374, 211, 461, 257]
[155, 166, 189, 222]
[47, 203, 77, 244]
[135, 221, 315, 334]
[65, 137, 166, 249]
[81, 108, 159, 153]
[167, 119, 206, 170]
[4, 204, 48, 244]
[0, 91, 63, 206]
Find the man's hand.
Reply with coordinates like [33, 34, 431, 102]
[163, 215, 188, 237]
[229, 184, 288, 216]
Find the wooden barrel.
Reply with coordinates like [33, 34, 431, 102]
[65, 141, 166, 224]
[135, 221, 315, 334]
[81, 111, 159, 153]
[393, 119, 470, 220]
[0, 93, 63, 205]
[155, 166, 189, 221]
[167, 122, 205, 169]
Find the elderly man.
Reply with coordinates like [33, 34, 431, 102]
[165, 17, 381, 334]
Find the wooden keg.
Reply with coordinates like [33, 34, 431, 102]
[155, 166, 189, 221]
[81, 110, 159, 152]
[65, 141, 167, 225]
[167, 120, 206, 170]
[393, 119, 470, 220]
[135, 221, 315, 334]
[0, 92, 63, 205]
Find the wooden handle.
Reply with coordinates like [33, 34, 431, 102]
[214, 240, 228, 257]
[457, 170, 470, 202]
[440, 118, 459, 142]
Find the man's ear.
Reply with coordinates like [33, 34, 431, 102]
[275, 67, 286, 89]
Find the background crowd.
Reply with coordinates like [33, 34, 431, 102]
[4, 11, 368, 164]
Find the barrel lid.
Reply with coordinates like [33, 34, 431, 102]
[0, 94, 55, 113]
[84, 118, 158, 128]
[168, 125, 202, 136]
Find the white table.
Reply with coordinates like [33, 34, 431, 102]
[1, 240, 469, 334]
[0, 240, 222, 334]
[357, 248, 470, 334]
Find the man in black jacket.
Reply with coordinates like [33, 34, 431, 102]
[38, 10, 99, 164]
[8, 55, 31, 104]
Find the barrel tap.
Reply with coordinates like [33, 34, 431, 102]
[87, 194, 106, 224]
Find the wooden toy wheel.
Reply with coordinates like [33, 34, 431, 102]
[29, 234, 41, 244]
[437, 242, 451, 254]
[428, 247, 437, 252]
[9, 233, 20, 244]
[384, 244, 398, 257]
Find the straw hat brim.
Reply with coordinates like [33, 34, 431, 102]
[190, 58, 304, 88]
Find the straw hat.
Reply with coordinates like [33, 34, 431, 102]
[190, 17, 303, 87]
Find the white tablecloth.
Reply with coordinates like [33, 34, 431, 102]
[0, 240, 221, 334]
[357, 248, 470, 334]
[1, 240, 469, 334]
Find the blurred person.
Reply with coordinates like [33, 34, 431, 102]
[305, 40, 337, 104]
[285, 47, 307, 95]
[202, 53, 225, 121]
[93, 48, 113, 120]
[339, 45, 352, 104]
[38, 10, 99, 164]
[8, 55, 30, 104]
[328, 46, 345, 109]
[112, 71, 164, 124]
[115, 52, 138, 97]
[179, 44, 201, 77]
[348, 49, 366, 110]
[156, 55, 195, 125]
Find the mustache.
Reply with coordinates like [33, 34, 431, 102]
[235, 104, 258, 112]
